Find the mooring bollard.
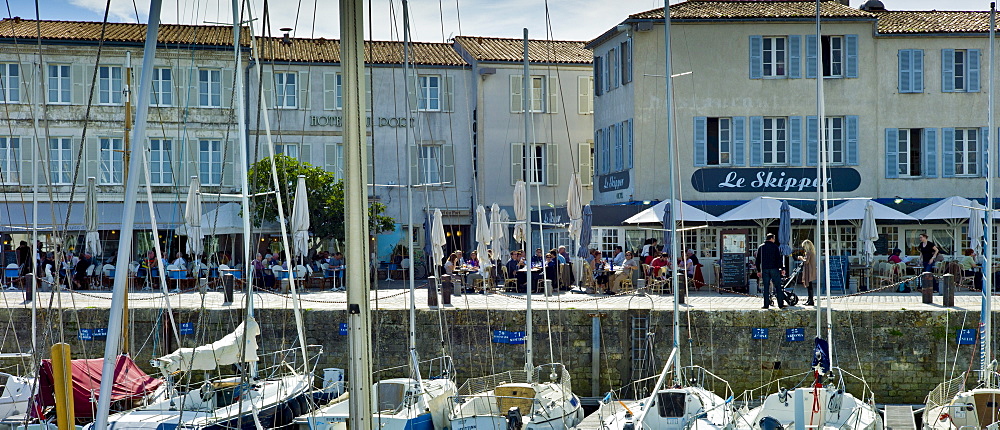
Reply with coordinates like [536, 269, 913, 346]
[636, 278, 647, 297]
[942, 273, 955, 307]
[223, 274, 235, 303]
[427, 276, 438, 307]
[544, 279, 552, 297]
[677, 282, 686, 304]
[921, 271, 934, 304]
[441, 275, 453, 305]
[24, 274, 32, 302]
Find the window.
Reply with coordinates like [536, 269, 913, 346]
[683, 227, 719, 259]
[199, 69, 222, 107]
[943, 49, 980, 93]
[592, 227, 621, 258]
[954, 128, 978, 177]
[524, 143, 546, 184]
[822, 36, 843, 78]
[274, 72, 297, 108]
[608, 48, 619, 90]
[100, 138, 124, 185]
[275, 143, 299, 159]
[621, 38, 633, 85]
[528, 76, 544, 112]
[324, 72, 343, 110]
[418, 75, 440, 111]
[762, 37, 786, 78]
[825, 117, 845, 165]
[0, 63, 19, 103]
[47, 64, 70, 104]
[0, 137, 20, 184]
[325, 143, 344, 179]
[151, 68, 173, 106]
[199, 139, 222, 185]
[577, 76, 593, 114]
[49, 138, 72, 185]
[762, 117, 787, 165]
[897, 128, 922, 178]
[418, 145, 440, 184]
[594, 56, 604, 97]
[98, 66, 123, 105]
[613, 124, 623, 171]
[510, 75, 556, 113]
[707, 118, 732, 166]
[898, 49, 924, 93]
[149, 138, 173, 185]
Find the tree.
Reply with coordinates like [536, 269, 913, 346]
[247, 154, 395, 243]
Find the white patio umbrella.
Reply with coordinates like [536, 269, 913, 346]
[183, 176, 203, 257]
[84, 177, 101, 256]
[431, 209, 446, 270]
[291, 175, 310, 258]
[969, 201, 985, 256]
[717, 196, 815, 224]
[513, 181, 527, 243]
[490, 203, 505, 261]
[498, 209, 511, 258]
[859, 201, 879, 264]
[475, 205, 492, 275]
[909, 196, 977, 221]
[566, 174, 583, 244]
[824, 198, 916, 221]
[623, 199, 720, 224]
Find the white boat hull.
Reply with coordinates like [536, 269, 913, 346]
[924, 387, 1000, 429]
[600, 386, 731, 430]
[296, 377, 457, 430]
[734, 387, 882, 430]
[448, 382, 584, 430]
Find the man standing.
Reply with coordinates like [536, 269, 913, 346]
[74, 253, 93, 290]
[918, 233, 939, 292]
[15, 241, 31, 276]
[756, 233, 786, 309]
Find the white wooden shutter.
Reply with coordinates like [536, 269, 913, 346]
[366, 141, 374, 185]
[441, 143, 455, 186]
[547, 76, 559, 114]
[301, 144, 312, 165]
[408, 145, 419, 186]
[545, 143, 558, 186]
[222, 139, 236, 187]
[17, 136, 31, 185]
[323, 73, 337, 110]
[577, 76, 592, 114]
[85, 137, 99, 185]
[72, 64, 86, 105]
[510, 75, 523, 113]
[579, 142, 592, 186]
[298, 71, 309, 110]
[442, 75, 454, 112]
[221, 68, 234, 108]
[511, 142, 524, 184]
[174, 67, 189, 109]
[261, 70, 274, 108]
[407, 75, 418, 112]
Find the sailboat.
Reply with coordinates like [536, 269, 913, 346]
[446, 31, 583, 430]
[922, 4, 1000, 430]
[732, 3, 882, 430]
[596, 4, 733, 430]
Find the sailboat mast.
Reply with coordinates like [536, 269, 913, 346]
[522, 29, 535, 383]
[815, 0, 834, 361]
[662, 0, 682, 383]
[401, 0, 423, 383]
[983, 2, 995, 386]
[94, 1, 163, 429]
[230, 0, 255, 317]
[341, 0, 374, 427]
[813, 0, 824, 335]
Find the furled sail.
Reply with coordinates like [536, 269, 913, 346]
[154, 317, 261, 373]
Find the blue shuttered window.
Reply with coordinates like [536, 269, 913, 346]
[788, 35, 801, 79]
[694, 117, 707, 167]
[749, 36, 763, 79]
[969, 49, 981, 92]
[621, 39, 633, 84]
[805, 34, 818, 79]
[749, 116, 764, 166]
[733, 117, 746, 166]
[845, 35, 859, 78]
[923, 128, 938, 177]
[981, 127, 988, 178]
[625, 120, 633, 169]
[898, 49, 923, 93]
[846, 115, 859, 165]
[942, 128, 955, 178]
[942, 49, 956, 92]
[789, 116, 802, 165]
[806, 116, 818, 166]
[885, 128, 899, 178]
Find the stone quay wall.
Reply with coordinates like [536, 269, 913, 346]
[1, 306, 983, 404]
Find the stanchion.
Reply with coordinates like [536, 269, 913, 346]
[636, 278, 647, 297]
[441, 275, 453, 305]
[921, 271, 934, 304]
[942, 273, 955, 307]
[677, 281, 686, 304]
[427, 276, 438, 307]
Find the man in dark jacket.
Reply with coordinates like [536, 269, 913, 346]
[756, 233, 786, 309]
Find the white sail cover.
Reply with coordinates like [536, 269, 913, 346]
[566, 174, 583, 243]
[431, 209, 446, 269]
[490, 204, 505, 260]
[475, 205, 492, 275]
[154, 317, 261, 374]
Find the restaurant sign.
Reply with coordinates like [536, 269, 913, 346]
[598, 170, 630, 193]
[691, 167, 861, 193]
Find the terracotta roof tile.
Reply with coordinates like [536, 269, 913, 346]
[256, 37, 467, 66]
[630, 0, 874, 20]
[453, 36, 592, 64]
[875, 11, 989, 34]
[0, 17, 248, 46]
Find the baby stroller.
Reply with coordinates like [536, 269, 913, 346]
[768, 264, 800, 307]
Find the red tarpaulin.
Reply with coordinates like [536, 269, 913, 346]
[35, 355, 164, 419]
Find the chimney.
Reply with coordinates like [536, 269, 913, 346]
[280, 27, 293, 45]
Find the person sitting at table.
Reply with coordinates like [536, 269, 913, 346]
[468, 251, 481, 269]
[612, 246, 626, 267]
[328, 252, 345, 282]
[592, 253, 610, 294]
[609, 251, 639, 293]
[651, 252, 672, 278]
[531, 248, 544, 265]
[959, 248, 984, 290]
[888, 248, 908, 277]
[171, 252, 187, 271]
[504, 250, 528, 292]
[444, 253, 459, 276]
[454, 250, 465, 266]
[644, 249, 659, 266]
[543, 251, 559, 289]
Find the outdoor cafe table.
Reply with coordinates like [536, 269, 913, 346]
[849, 265, 870, 291]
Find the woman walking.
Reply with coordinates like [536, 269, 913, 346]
[797, 239, 817, 306]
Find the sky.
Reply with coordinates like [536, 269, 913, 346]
[3, 0, 996, 43]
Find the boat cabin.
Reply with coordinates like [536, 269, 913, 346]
[495, 383, 537, 416]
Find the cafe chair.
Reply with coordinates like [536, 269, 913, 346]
[501, 266, 518, 292]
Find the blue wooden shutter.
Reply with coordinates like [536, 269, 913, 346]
[789, 116, 802, 165]
[846, 115, 859, 165]
[969, 49, 981, 92]
[981, 127, 988, 177]
[788, 35, 801, 79]
[924, 128, 938, 177]
[806, 115, 818, 166]
[749, 116, 763, 166]
[626, 120, 634, 169]
[913, 49, 924, 93]
[749, 36, 763, 79]
[805, 34, 818, 79]
[885, 128, 899, 178]
[594, 129, 602, 175]
[693, 117, 707, 166]
[733, 117, 747, 166]
[941, 128, 955, 177]
[898, 50, 911, 93]
[594, 56, 603, 97]
[845, 35, 859, 78]
[942, 49, 955, 93]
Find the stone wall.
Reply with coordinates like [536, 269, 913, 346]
[2, 306, 983, 404]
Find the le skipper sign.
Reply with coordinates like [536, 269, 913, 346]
[691, 167, 861, 193]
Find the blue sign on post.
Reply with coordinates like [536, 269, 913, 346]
[508, 331, 526, 345]
[79, 329, 92, 341]
[339, 323, 348, 335]
[957, 329, 977, 345]
[785, 328, 805, 342]
[93, 328, 108, 340]
[752, 328, 769, 340]
[492, 330, 510, 344]
[179, 323, 194, 335]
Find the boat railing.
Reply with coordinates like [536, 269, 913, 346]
[735, 366, 878, 409]
[456, 370, 529, 396]
[532, 363, 573, 393]
[678, 365, 734, 400]
[254, 345, 324, 380]
[923, 372, 970, 415]
[447, 393, 551, 420]
[372, 355, 455, 381]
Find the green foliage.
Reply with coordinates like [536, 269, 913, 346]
[247, 154, 395, 242]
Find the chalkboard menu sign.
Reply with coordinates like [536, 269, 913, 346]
[874, 234, 889, 256]
[720, 230, 749, 293]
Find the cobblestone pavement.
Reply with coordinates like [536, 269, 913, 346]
[0, 279, 991, 312]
